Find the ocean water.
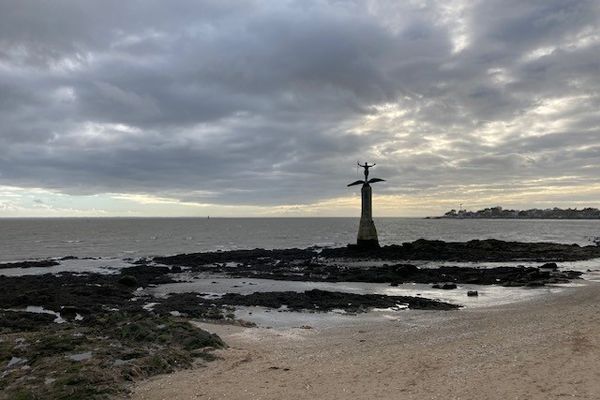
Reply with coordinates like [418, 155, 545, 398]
[1, 217, 600, 262]
[3, 217, 600, 328]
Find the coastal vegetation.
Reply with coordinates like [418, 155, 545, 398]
[436, 206, 600, 219]
[0, 269, 227, 400]
[0, 311, 224, 399]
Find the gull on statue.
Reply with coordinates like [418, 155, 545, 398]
[348, 162, 385, 248]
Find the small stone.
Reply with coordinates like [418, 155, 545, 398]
[442, 283, 457, 290]
[433, 283, 457, 290]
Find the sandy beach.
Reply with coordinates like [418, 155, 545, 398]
[133, 282, 600, 400]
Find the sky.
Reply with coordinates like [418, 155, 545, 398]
[0, 0, 599, 217]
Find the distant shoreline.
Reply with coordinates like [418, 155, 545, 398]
[432, 206, 600, 220]
[427, 216, 600, 220]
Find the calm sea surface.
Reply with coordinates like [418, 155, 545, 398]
[1, 217, 600, 262]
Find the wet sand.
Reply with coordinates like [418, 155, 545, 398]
[133, 282, 600, 400]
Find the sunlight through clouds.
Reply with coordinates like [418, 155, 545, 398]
[0, 0, 598, 216]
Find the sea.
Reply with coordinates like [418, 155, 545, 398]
[3, 217, 600, 328]
[1, 217, 600, 262]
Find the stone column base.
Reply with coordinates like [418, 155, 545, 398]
[357, 217, 379, 248]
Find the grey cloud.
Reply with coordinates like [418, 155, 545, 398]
[0, 0, 599, 209]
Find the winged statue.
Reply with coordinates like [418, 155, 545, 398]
[347, 162, 386, 186]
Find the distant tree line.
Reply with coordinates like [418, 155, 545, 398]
[437, 206, 600, 219]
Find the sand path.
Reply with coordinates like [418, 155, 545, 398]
[133, 283, 600, 399]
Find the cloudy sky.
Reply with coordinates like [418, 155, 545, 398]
[0, 0, 599, 217]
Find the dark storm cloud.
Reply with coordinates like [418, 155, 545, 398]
[0, 0, 599, 208]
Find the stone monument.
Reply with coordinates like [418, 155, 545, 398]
[348, 162, 385, 248]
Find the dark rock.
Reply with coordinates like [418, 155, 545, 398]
[540, 262, 558, 270]
[467, 290, 479, 297]
[442, 283, 457, 289]
[432, 283, 457, 290]
[0, 310, 56, 332]
[60, 306, 80, 320]
[212, 289, 459, 312]
[0, 260, 60, 270]
[154, 248, 318, 268]
[118, 275, 138, 287]
[151, 241, 584, 288]
[0, 273, 140, 316]
[119, 265, 175, 286]
[319, 239, 600, 262]
[152, 292, 225, 320]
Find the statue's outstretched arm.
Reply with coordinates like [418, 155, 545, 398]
[347, 180, 365, 187]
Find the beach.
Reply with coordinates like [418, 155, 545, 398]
[2, 237, 600, 399]
[133, 281, 600, 400]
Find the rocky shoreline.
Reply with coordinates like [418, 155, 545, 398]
[1, 238, 598, 399]
[0, 269, 225, 399]
[0, 260, 60, 270]
[155, 238, 600, 265]
[0, 260, 456, 398]
[154, 240, 590, 287]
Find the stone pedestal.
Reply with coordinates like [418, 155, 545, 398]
[357, 184, 379, 248]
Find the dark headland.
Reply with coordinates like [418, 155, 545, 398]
[431, 206, 600, 219]
[2, 238, 600, 398]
